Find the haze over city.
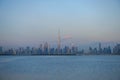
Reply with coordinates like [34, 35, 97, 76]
[0, 1, 120, 80]
[0, 0, 120, 48]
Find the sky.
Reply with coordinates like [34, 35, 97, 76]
[0, 0, 120, 48]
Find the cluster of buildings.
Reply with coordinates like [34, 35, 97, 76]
[88, 43, 112, 55]
[0, 43, 120, 55]
[0, 31, 120, 55]
[0, 42, 78, 55]
[87, 43, 120, 55]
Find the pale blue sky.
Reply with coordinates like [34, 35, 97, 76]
[0, 0, 120, 47]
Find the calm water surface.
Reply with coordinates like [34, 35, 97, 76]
[0, 55, 120, 80]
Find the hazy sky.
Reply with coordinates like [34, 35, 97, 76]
[0, 0, 120, 47]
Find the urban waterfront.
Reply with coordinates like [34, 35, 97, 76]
[0, 43, 120, 55]
[0, 55, 120, 80]
[0, 0, 120, 80]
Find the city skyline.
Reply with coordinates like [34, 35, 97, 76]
[0, 0, 120, 48]
[0, 42, 120, 55]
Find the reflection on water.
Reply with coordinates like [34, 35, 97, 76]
[0, 56, 120, 80]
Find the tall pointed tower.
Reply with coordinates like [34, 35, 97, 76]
[58, 29, 61, 54]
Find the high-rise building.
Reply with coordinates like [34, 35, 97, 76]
[57, 29, 61, 54]
[44, 42, 49, 54]
[113, 44, 120, 55]
[98, 43, 102, 54]
[0, 46, 3, 54]
[26, 46, 30, 54]
[38, 44, 43, 54]
[40, 44, 43, 50]
[89, 47, 93, 54]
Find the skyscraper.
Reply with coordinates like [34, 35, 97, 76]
[0, 46, 3, 54]
[98, 43, 102, 54]
[113, 44, 120, 55]
[44, 42, 49, 54]
[57, 29, 61, 54]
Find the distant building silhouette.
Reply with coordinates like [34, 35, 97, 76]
[38, 44, 43, 54]
[113, 44, 120, 55]
[0, 46, 3, 54]
[57, 29, 61, 54]
[98, 43, 102, 54]
[89, 47, 93, 54]
[44, 42, 49, 54]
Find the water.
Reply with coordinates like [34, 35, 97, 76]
[0, 56, 120, 80]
